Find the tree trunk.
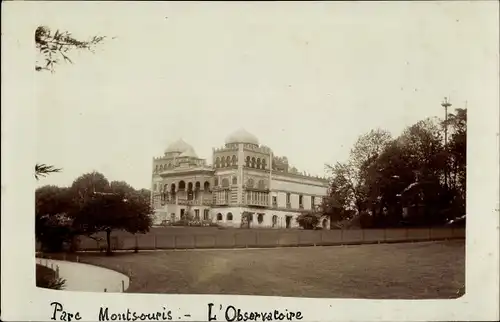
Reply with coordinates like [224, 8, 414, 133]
[105, 229, 112, 256]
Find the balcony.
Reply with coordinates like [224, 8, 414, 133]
[202, 199, 213, 206]
[247, 199, 269, 207]
[215, 199, 229, 206]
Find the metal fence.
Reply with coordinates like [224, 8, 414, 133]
[67, 227, 465, 251]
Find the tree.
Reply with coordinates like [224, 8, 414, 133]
[35, 185, 76, 252]
[349, 128, 393, 171]
[73, 191, 153, 255]
[69, 171, 110, 207]
[110, 181, 136, 197]
[35, 26, 107, 72]
[324, 129, 393, 222]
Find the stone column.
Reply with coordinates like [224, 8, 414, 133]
[237, 143, 244, 205]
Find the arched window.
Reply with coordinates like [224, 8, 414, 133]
[215, 157, 221, 168]
[245, 156, 250, 167]
[170, 183, 176, 192]
[178, 181, 186, 191]
[204, 181, 210, 191]
[232, 155, 237, 166]
[222, 178, 229, 188]
[159, 165, 164, 171]
[247, 178, 254, 188]
[187, 182, 193, 191]
[257, 213, 264, 224]
[168, 163, 172, 168]
[262, 158, 267, 170]
[217, 213, 222, 221]
[195, 182, 201, 191]
[227, 212, 233, 221]
[232, 176, 237, 185]
[272, 215, 278, 227]
[257, 158, 261, 169]
[251, 157, 256, 168]
[226, 156, 231, 167]
[258, 180, 265, 190]
[155, 165, 159, 172]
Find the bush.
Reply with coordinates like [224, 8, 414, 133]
[36, 264, 66, 290]
[296, 212, 321, 230]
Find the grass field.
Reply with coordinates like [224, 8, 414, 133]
[64, 240, 465, 299]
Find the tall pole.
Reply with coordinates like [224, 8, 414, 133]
[441, 97, 452, 188]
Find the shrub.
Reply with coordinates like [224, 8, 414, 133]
[36, 264, 66, 290]
[296, 212, 321, 230]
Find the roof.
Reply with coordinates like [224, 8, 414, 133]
[165, 139, 193, 154]
[225, 128, 259, 145]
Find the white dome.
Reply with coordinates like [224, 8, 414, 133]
[165, 139, 193, 154]
[179, 146, 198, 158]
[225, 128, 259, 145]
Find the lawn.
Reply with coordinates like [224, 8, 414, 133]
[62, 240, 465, 299]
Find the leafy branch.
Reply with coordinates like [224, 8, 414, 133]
[35, 163, 62, 180]
[35, 26, 109, 72]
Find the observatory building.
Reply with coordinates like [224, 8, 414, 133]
[151, 129, 330, 229]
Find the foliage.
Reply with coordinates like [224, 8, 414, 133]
[70, 173, 153, 255]
[296, 212, 322, 230]
[323, 108, 467, 228]
[36, 171, 153, 255]
[35, 163, 61, 180]
[35, 186, 76, 252]
[36, 264, 66, 290]
[35, 26, 107, 72]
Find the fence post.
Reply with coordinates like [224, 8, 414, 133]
[56, 266, 59, 279]
[104, 288, 107, 293]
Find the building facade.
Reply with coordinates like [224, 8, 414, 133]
[151, 129, 330, 229]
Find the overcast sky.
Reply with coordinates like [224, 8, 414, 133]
[33, 1, 498, 189]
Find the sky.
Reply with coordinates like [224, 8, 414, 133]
[32, 1, 498, 190]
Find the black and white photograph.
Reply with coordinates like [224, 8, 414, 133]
[2, 1, 499, 321]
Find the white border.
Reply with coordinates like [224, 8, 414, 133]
[1, 2, 499, 321]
